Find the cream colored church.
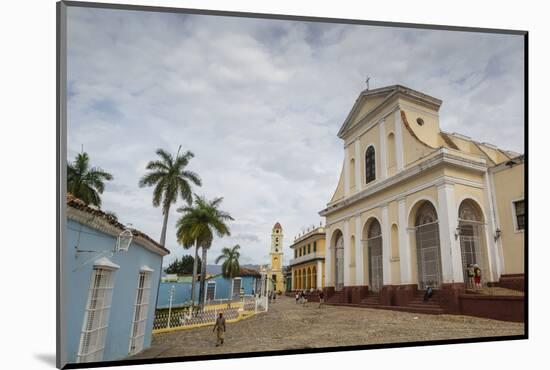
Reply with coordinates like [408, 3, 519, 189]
[319, 85, 524, 313]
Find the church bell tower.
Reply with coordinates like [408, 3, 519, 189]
[270, 222, 284, 292]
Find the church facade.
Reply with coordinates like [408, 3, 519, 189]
[319, 85, 524, 312]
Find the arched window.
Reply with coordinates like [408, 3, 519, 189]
[365, 146, 376, 184]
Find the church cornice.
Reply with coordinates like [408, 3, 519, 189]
[319, 148, 486, 217]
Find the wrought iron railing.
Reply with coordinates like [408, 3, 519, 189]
[153, 296, 268, 331]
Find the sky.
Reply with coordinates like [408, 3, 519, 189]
[66, 7, 525, 267]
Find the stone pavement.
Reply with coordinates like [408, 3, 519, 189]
[131, 295, 524, 359]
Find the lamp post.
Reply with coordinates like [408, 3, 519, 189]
[167, 285, 175, 328]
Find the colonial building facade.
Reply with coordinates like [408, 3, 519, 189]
[319, 85, 524, 311]
[289, 225, 326, 291]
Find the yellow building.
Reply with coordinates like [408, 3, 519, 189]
[319, 85, 524, 310]
[289, 226, 326, 291]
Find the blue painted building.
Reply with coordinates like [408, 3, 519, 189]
[157, 268, 261, 308]
[61, 194, 169, 365]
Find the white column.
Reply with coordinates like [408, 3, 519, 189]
[379, 119, 387, 180]
[437, 182, 464, 284]
[354, 140, 361, 190]
[343, 219, 351, 287]
[325, 227, 333, 287]
[394, 108, 404, 171]
[397, 197, 412, 284]
[316, 260, 323, 288]
[484, 171, 503, 281]
[291, 268, 295, 291]
[344, 145, 350, 197]
[355, 215, 364, 286]
[381, 204, 392, 285]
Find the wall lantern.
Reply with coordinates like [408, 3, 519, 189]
[494, 228, 502, 242]
[454, 226, 461, 240]
[116, 226, 134, 252]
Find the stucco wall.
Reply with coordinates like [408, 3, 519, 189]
[492, 163, 525, 274]
[157, 275, 258, 307]
[399, 99, 441, 149]
[64, 219, 164, 364]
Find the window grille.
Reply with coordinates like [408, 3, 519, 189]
[206, 281, 216, 301]
[128, 271, 151, 355]
[367, 220, 383, 292]
[231, 278, 242, 300]
[77, 268, 115, 363]
[334, 235, 344, 291]
[458, 200, 489, 288]
[414, 202, 442, 290]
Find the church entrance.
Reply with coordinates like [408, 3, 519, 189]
[458, 200, 489, 288]
[414, 201, 442, 290]
[334, 233, 344, 291]
[367, 220, 383, 292]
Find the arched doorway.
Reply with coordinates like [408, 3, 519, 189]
[367, 220, 383, 292]
[334, 232, 345, 291]
[414, 201, 442, 289]
[458, 199, 488, 288]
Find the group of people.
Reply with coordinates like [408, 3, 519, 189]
[295, 289, 324, 308]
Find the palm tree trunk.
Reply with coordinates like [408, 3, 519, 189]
[199, 246, 208, 308]
[190, 242, 199, 307]
[159, 204, 170, 247]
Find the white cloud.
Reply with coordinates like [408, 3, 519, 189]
[66, 7, 524, 266]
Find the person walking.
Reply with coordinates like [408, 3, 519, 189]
[295, 291, 300, 304]
[213, 312, 226, 347]
[302, 290, 308, 307]
[318, 289, 324, 308]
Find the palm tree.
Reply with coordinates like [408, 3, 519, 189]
[67, 152, 113, 207]
[215, 245, 241, 279]
[176, 208, 213, 306]
[176, 195, 233, 307]
[139, 147, 201, 247]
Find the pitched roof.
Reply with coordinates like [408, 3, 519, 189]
[66, 193, 170, 255]
[239, 267, 261, 277]
[273, 222, 282, 230]
[337, 84, 442, 139]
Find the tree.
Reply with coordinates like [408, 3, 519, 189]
[176, 195, 233, 307]
[164, 255, 201, 275]
[215, 245, 241, 279]
[139, 147, 201, 247]
[67, 152, 113, 207]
